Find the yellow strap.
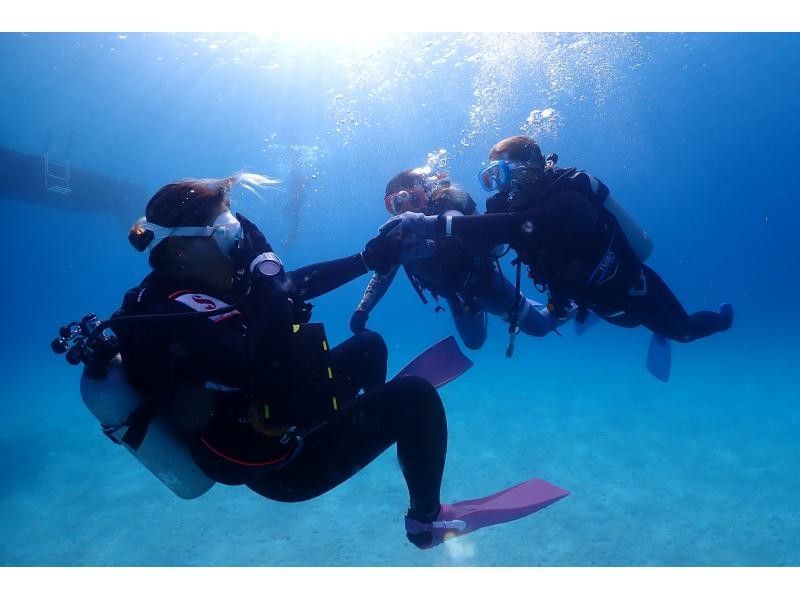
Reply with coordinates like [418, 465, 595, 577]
[292, 324, 300, 333]
[327, 367, 333, 379]
[322, 340, 328, 351]
[332, 397, 338, 410]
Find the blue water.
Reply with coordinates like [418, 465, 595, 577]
[1, 32, 799, 566]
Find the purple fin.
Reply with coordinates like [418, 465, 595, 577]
[646, 333, 672, 383]
[406, 477, 570, 546]
[392, 336, 473, 389]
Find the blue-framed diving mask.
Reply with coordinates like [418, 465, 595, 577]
[477, 160, 530, 192]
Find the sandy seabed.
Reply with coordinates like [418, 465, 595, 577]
[2, 320, 798, 567]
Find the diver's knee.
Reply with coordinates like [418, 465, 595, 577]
[518, 309, 552, 337]
[461, 334, 486, 350]
[388, 374, 435, 395]
[387, 376, 442, 411]
[454, 314, 487, 350]
[355, 329, 388, 362]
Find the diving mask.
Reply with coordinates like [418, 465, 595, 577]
[385, 167, 450, 215]
[140, 210, 244, 257]
[478, 160, 535, 192]
[385, 187, 429, 215]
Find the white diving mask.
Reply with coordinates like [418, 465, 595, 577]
[140, 210, 243, 257]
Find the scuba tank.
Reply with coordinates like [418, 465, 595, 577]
[81, 355, 215, 499]
[52, 313, 215, 500]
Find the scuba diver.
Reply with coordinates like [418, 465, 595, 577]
[373, 136, 734, 377]
[50, 172, 568, 549]
[350, 166, 561, 351]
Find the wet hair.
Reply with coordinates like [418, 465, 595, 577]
[384, 167, 452, 209]
[128, 173, 277, 270]
[385, 169, 425, 197]
[429, 185, 476, 216]
[489, 135, 545, 168]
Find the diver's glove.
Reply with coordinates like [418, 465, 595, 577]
[379, 211, 439, 239]
[485, 192, 511, 214]
[400, 238, 437, 262]
[377, 212, 438, 263]
[232, 212, 284, 278]
[350, 309, 369, 334]
[361, 234, 398, 275]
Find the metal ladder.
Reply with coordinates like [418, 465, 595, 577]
[44, 152, 72, 194]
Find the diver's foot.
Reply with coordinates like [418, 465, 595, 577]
[405, 503, 475, 549]
[407, 478, 570, 550]
[406, 528, 435, 549]
[719, 303, 734, 331]
[405, 505, 443, 550]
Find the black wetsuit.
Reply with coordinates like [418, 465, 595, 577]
[112, 255, 445, 517]
[440, 168, 731, 343]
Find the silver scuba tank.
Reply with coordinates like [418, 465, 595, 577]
[80, 354, 215, 500]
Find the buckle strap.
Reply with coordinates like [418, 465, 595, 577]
[100, 401, 157, 450]
[505, 257, 523, 358]
[403, 266, 429, 305]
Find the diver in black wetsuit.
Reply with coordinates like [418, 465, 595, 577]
[375, 136, 733, 344]
[351, 167, 559, 350]
[115, 174, 446, 539]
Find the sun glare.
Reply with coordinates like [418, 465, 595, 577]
[255, 30, 391, 54]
